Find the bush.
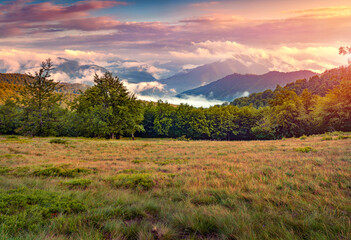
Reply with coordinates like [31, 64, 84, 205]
[61, 179, 92, 189]
[33, 166, 92, 178]
[295, 146, 315, 153]
[49, 139, 68, 144]
[322, 136, 333, 141]
[176, 135, 190, 141]
[300, 135, 307, 140]
[109, 173, 154, 190]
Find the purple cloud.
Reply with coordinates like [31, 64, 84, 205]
[0, 0, 127, 23]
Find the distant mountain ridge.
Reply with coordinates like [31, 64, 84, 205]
[177, 70, 316, 101]
[158, 58, 270, 94]
[55, 58, 158, 84]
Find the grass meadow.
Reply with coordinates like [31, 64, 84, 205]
[0, 133, 350, 239]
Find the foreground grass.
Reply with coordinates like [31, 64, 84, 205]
[0, 134, 350, 239]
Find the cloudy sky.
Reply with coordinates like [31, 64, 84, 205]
[0, 0, 350, 86]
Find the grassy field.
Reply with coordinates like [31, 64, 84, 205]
[0, 134, 350, 240]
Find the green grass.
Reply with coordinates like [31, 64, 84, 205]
[0, 134, 350, 239]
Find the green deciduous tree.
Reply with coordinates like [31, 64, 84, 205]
[73, 72, 144, 139]
[269, 89, 306, 138]
[206, 105, 239, 140]
[172, 104, 210, 139]
[315, 80, 351, 132]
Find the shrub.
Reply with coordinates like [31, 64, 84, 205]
[322, 136, 333, 141]
[33, 166, 92, 178]
[176, 135, 190, 141]
[109, 173, 154, 190]
[295, 146, 315, 153]
[61, 179, 92, 189]
[49, 139, 68, 144]
[300, 135, 307, 140]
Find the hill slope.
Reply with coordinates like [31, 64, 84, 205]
[178, 70, 316, 101]
[0, 73, 89, 103]
[231, 65, 351, 107]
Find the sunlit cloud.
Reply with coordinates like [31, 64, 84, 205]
[122, 80, 166, 93]
[288, 6, 351, 18]
[169, 41, 344, 73]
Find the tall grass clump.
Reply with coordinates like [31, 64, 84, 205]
[33, 166, 92, 178]
[61, 179, 92, 189]
[108, 173, 154, 190]
[295, 146, 315, 153]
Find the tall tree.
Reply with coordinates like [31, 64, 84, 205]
[73, 72, 144, 139]
[17, 59, 63, 136]
[315, 80, 351, 132]
[270, 89, 306, 138]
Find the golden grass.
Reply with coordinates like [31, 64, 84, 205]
[0, 134, 350, 239]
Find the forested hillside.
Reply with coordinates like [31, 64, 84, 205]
[0, 73, 89, 103]
[231, 65, 351, 107]
[0, 82, 23, 104]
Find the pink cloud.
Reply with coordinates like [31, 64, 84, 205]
[57, 17, 121, 31]
[0, 2, 351, 67]
[0, 0, 127, 23]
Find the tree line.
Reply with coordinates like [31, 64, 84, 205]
[0, 59, 350, 140]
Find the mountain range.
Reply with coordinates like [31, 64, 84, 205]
[1, 57, 330, 105]
[54, 58, 158, 84]
[177, 70, 316, 101]
[158, 58, 270, 94]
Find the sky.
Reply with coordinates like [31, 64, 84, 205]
[0, 0, 351, 105]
